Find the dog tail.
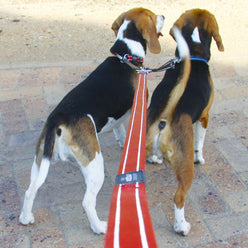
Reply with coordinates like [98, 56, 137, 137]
[35, 113, 65, 163]
[161, 26, 190, 121]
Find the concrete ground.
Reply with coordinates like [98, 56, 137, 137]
[0, 1, 248, 247]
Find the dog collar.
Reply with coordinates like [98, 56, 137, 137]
[190, 56, 208, 64]
[114, 53, 143, 63]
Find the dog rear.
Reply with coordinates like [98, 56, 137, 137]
[146, 26, 190, 163]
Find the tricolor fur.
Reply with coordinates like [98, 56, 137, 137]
[19, 8, 164, 234]
[146, 9, 224, 236]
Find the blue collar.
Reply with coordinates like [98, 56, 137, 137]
[190, 56, 208, 64]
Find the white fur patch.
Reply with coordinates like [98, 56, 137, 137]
[191, 27, 201, 43]
[174, 204, 191, 235]
[19, 157, 50, 225]
[172, 26, 190, 58]
[116, 19, 145, 58]
[156, 15, 164, 33]
[194, 121, 206, 164]
[80, 152, 107, 234]
[54, 127, 74, 161]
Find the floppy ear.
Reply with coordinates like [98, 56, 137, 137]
[141, 16, 161, 54]
[111, 12, 126, 36]
[169, 12, 186, 40]
[210, 15, 224, 51]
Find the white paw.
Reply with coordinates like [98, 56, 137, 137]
[19, 210, 35, 225]
[174, 220, 191, 236]
[194, 151, 205, 165]
[91, 220, 107, 234]
[147, 155, 163, 164]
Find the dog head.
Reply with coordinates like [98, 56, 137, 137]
[111, 8, 164, 55]
[169, 9, 224, 60]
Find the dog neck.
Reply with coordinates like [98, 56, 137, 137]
[110, 19, 146, 60]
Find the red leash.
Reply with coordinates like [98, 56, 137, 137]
[105, 71, 157, 248]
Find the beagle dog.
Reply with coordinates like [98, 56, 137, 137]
[146, 9, 224, 236]
[19, 8, 164, 234]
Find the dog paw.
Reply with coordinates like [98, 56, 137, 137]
[194, 152, 205, 165]
[91, 220, 107, 234]
[174, 220, 191, 236]
[194, 157, 205, 165]
[19, 211, 35, 225]
[147, 155, 163, 164]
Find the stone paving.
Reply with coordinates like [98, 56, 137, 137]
[0, 54, 248, 248]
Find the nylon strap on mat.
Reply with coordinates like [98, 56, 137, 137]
[105, 72, 157, 248]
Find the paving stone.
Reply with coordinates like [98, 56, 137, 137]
[212, 97, 248, 115]
[202, 144, 245, 194]
[0, 177, 21, 215]
[43, 84, 66, 105]
[59, 202, 104, 247]
[211, 61, 238, 78]
[7, 130, 39, 148]
[230, 122, 248, 147]
[22, 97, 47, 121]
[0, 212, 24, 237]
[59, 65, 96, 85]
[221, 85, 248, 99]
[38, 67, 61, 86]
[0, 233, 29, 248]
[0, 69, 19, 89]
[239, 172, 248, 187]
[206, 212, 248, 240]
[30, 226, 66, 248]
[215, 138, 248, 173]
[154, 227, 181, 248]
[224, 191, 248, 212]
[18, 68, 40, 87]
[0, 86, 43, 101]
[189, 178, 230, 217]
[226, 234, 248, 248]
[210, 111, 247, 128]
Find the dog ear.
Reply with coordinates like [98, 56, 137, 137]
[141, 16, 161, 54]
[111, 12, 126, 36]
[209, 15, 224, 51]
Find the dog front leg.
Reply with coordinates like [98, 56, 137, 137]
[80, 151, 107, 234]
[113, 123, 126, 148]
[19, 157, 50, 225]
[194, 120, 206, 164]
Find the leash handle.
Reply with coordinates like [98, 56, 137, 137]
[105, 73, 157, 248]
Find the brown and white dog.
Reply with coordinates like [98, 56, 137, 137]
[146, 9, 224, 235]
[19, 8, 164, 234]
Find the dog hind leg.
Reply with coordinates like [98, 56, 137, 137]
[173, 174, 192, 236]
[19, 156, 50, 225]
[80, 152, 107, 234]
[70, 116, 107, 234]
[170, 115, 194, 235]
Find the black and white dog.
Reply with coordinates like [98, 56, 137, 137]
[19, 8, 164, 234]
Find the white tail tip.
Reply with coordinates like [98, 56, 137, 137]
[172, 26, 190, 59]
